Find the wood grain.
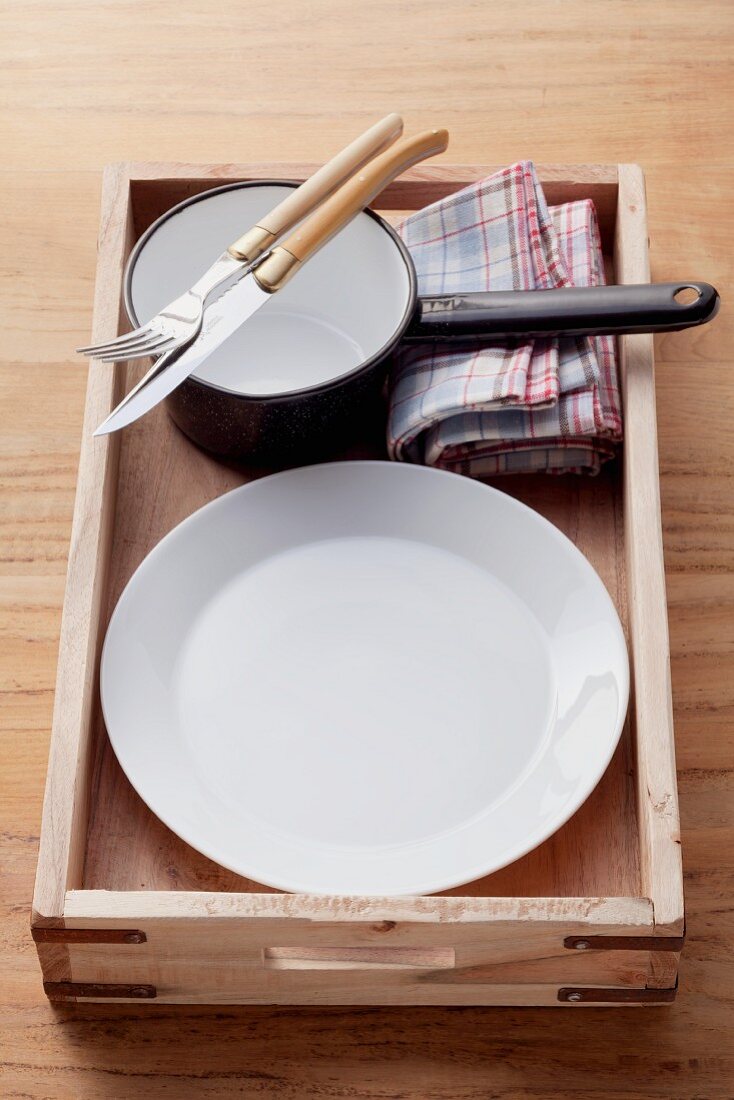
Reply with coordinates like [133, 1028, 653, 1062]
[32, 164, 130, 923]
[58, 895, 655, 1005]
[1, 0, 732, 1095]
[615, 166, 684, 932]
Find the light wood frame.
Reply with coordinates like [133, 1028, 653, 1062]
[32, 163, 684, 1005]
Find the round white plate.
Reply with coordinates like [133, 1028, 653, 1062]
[101, 462, 629, 896]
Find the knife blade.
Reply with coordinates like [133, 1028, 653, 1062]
[95, 127, 449, 435]
[94, 276, 271, 435]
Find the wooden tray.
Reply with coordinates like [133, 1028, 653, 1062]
[32, 162, 684, 1006]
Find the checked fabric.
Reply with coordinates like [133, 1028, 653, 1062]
[388, 162, 622, 475]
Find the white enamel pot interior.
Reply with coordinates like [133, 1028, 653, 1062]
[125, 182, 416, 403]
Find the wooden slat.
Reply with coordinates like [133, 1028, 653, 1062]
[64, 890, 653, 928]
[54, 893, 655, 1004]
[125, 162, 619, 246]
[31, 165, 132, 921]
[614, 165, 685, 934]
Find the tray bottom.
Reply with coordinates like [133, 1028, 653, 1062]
[83, 428, 640, 900]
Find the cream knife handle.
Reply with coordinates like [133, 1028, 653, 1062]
[253, 129, 449, 293]
[227, 114, 404, 263]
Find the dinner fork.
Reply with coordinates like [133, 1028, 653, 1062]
[76, 114, 404, 363]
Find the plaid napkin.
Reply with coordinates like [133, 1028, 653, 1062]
[387, 162, 622, 475]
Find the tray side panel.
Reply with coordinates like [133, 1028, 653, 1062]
[614, 165, 684, 934]
[32, 164, 133, 924]
[127, 162, 619, 246]
[59, 893, 655, 1005]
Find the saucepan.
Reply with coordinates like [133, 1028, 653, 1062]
[125, 181, 719, 463]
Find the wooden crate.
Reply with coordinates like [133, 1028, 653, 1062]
[31, 163, 684, 1006]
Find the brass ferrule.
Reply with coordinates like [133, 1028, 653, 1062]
[251, 247, 302, 293]
[227, 225, 277, 263]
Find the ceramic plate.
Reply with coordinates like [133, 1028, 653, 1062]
[101, 462, 629, 896]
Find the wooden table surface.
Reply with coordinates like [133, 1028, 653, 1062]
[1, 1, 732, 1096]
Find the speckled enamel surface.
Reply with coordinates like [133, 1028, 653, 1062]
[124, 180, 416, 463]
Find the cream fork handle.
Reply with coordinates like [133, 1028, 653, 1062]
[227, 113, 404, 263]
[253, 128, 449, 292]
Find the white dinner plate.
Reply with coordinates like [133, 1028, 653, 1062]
[101, 461, 629, 896]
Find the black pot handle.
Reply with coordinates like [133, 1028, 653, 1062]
[403, 282, 720, 342]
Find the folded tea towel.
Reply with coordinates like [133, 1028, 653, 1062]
[387, 162, 622, 475]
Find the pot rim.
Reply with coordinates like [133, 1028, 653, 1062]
[123, 179, 418, 405]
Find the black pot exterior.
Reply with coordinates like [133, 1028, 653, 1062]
[165, 363, 388, 465]
[125, 179, 416, 465]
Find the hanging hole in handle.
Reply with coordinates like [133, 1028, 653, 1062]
[674, 286, 701, 305]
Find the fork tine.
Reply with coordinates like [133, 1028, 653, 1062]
[96, 337, 178, 363]
[76, 325, 155, 355]
[94, 333, 172, 360]
[77, 334, 154, 356]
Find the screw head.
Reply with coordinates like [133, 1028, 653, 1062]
[131, 985, 152, 998]
[574, 939, 591, 951]
[567, 991, 583, 1002]
[123, 932, 144, 944]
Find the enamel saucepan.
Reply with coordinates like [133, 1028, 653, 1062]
[126, 181, 719, 463]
